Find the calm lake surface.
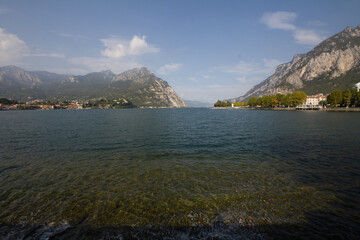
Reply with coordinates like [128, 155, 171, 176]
[0, 108, 359, 239]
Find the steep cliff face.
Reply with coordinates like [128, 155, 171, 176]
[0, 66, 187, 108]
[234, 25, 360, 102]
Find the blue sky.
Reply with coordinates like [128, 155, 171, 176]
[0, 0, 360, 102]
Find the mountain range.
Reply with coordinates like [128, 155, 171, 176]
[0, 66, 186, 108]
[231, 25, 360, 102]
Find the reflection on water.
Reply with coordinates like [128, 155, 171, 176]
[0, 109, 359, 239]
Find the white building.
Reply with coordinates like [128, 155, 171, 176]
[354, 82, 360, 92]
[305, 94, 327, 105]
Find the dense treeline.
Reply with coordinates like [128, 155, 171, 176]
[214, 89, 360, 108]
[327, 89, 360, 107]
[0, 98, 18, 105]
[247, 91, 307, 107]
[233, 102, 248, 107]
[214, 100, 231, 107]
[213, 91, 307, 108]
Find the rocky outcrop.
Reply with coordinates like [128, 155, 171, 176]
[233, 25, 360, 102]
[111, 67, 187, 107]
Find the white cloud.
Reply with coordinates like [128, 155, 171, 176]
[217, 58, 281, 91]
[101, 38, 126, 58]
[101, 35, 159, 59]
[225, 61, 258, 75]
[67, 34, 160, 73]
[293, 29, 325, 45]
[182, 59, 283, 102]
[263, 58, 282, 70]
[129, 35, 155, 55]
[236, 77, 247, 83]
[223, 58, 281, 77]
[69, 57, 142, 74]
[57, 32, 88, 40]
[261, 11, 327, 46]
[157, 63, 183, 75]
[0, 27, 70, 67]
[261, 11, 297, 30]
[0, 28, 27, 65]
[188, 77, 198, 82]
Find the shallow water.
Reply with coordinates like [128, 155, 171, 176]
[0, 108, 359, 239]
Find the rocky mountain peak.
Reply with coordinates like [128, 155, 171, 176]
[113, 67, 154, 81]
[345, 26, 354, 32]
[344, 25, 360, 34]
[101, 69, 114, 75]
[138, 67, 153, 75]
[127, 67, 153, 76]
[340, 25, 360, 38]
[231, 25, 360, 102]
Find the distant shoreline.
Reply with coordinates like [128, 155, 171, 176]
[212, 107, 360, 111]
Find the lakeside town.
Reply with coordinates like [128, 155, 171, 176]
[214, 83, 360, 110]
[0, 98, 134, 111]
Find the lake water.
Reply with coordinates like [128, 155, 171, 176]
[0, 108, 359, 239]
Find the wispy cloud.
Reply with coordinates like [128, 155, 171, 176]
[293, 29, 325, 45]
[236, 77, 247, 83]
[0, 28, 27, 65]
[222, 59, 281, 76]
[157, 63, 183, 75]
[261, 11, 326, 45]
[261, 11, 297, 30]
[218, 58, 281, 88]
[202, 75, 211, 79]
[101, 35, 159, 59]
[56, 32, 88, 40]
[68, 57, 142, 74]
[0, 27, 70, 67]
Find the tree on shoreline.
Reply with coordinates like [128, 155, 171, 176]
[243, 91, 307, 108]
[342, 90, 352, 107]
[0, 98, 18, 105]
[327, 89, 360, 107]
[327, 90, 343, 107]
[214, 100, 231, 107]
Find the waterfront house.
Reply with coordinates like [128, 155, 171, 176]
[354, 82, 360, 92]
[305, 94, 327, 106]
[296, 94, 328, 110]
